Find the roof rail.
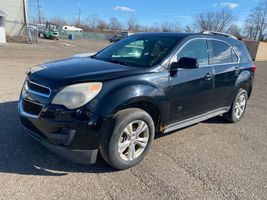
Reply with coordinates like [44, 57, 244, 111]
[201, 31, 238, 40]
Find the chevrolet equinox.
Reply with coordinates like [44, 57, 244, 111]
[19, 32, 256, 170]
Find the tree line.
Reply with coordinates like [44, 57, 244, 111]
[30, 0, 267, 41]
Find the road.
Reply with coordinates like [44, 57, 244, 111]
[0, 40, 266, 200]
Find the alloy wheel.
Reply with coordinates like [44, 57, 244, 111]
[118, 120, 149, 161]
[234, 93, 246, 119]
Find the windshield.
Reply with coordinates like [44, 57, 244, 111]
[95, 35, 181, 68]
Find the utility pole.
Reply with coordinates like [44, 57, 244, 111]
[37, 0, 41, 24]
[78, 8, 81, 26]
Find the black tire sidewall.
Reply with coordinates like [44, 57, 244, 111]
[107, 109, 155, 170]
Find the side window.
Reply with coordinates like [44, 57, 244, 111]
[231, 50, 239, 62]
[210, 40, 233, 64]
[177, 39, 209, 67]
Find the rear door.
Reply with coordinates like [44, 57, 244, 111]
[209, 39, 240, 108]
[167, 39, 215, 124]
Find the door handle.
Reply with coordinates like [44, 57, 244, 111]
[205, 72, 213, 80]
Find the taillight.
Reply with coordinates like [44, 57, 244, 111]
[252, 64, 256, 73]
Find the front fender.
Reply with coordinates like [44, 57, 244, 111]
[99, 84, 166, 118]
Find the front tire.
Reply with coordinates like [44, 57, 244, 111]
[100, 108, 155, 170]
[223, 89, 248, 123]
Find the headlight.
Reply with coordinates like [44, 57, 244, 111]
[52, 82, 102, 109]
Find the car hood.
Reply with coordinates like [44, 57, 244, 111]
[29, 57, 149, 88]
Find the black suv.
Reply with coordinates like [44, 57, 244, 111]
[19, 32, 256, 170]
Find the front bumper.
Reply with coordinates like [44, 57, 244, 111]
[23, 127, 98, 164]
[18, 98, 101, 164]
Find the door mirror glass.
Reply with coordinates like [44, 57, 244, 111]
[171, 57, 198, 70]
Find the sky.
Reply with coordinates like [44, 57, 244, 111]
[34, 0, 261, 27]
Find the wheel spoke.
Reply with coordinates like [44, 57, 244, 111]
[136, 121, 147, 136]
[125, 123, 133, 136]
[127, 144, 135, 160]
[119, 140, 131, 153]
[135, 137, 148, 148]
[235, 108, 239, 118]
[240, 100, 246, 106]
[238, 108, 241, 117]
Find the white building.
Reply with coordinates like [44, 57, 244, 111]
[0, 0, 28, 36]
[0, 9, 7, 43]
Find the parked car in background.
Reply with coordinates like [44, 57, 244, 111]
[109, 31, 135, 43]
[19, 32, 255, 170]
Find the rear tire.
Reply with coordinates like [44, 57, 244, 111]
[223, 89, 248, 123]
[99, 108, 155, 170]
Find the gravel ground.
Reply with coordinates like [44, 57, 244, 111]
[0, 39, 266, 200]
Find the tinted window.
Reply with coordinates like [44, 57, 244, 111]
[211, 40, 232, 64]
[232, 50, 239, 62]
[95, 35, 181, 68]
[177, 39, 209, 67]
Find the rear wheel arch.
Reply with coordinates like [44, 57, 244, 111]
[240, 81, 252, 98]
[232, 71, 253, 100]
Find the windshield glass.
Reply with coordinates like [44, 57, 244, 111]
[95, 35, 182, 68]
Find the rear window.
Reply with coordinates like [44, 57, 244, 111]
[210, 40, 233, 64]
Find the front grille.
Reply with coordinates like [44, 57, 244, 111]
[22, 99, 44, 116]
[27, 81, 51, 96]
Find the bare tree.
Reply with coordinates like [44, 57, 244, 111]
[50, 17, 67, 26]
[97, 20, 108, 31]
[195, 9, 234, 32]
[109, 17, 122, 32]
[86, 15, 100, 30]
[244, 1, 267, 41]
[161, 22, 173, 32]
[127, 17, 140, 32]
[184, 24, 197, 33]
[227, 24, 241, 38]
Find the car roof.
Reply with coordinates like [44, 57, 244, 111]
[134, 32, 239, 45]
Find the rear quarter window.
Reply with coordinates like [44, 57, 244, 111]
[232, 41, 252, 64]
[210, 40, 233, 64]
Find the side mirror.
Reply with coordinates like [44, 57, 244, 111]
[170, 57, 198, 70]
